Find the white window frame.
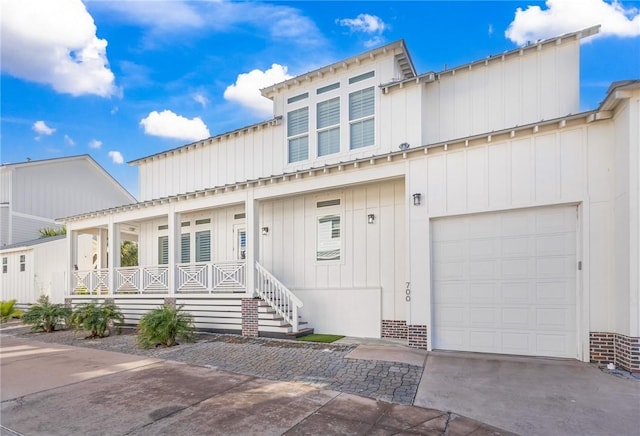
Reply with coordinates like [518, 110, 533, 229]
[349, 86, 375, 150]
[287, 106, 309, 163]
[314, 195, 344, 264]
[317, 97, 340, 157]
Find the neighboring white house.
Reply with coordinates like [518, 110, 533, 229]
[61, 27, 640, 372]
[0, 155, 136, 304]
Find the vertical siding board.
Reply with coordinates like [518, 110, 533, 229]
[445, 151, 466, 212]
[534, 133, 559, 202]
[427, 155, 446, 214]
[341, 190, 354, 288]
[292, 197, 305, 288]
[365, 185, 381, 288]
[511, 138, 533, 204]
[504, 57, 521, 128]
[467, 146, 488, 210]
[488, 143, 510, 208]
[560, 128, 585, 199]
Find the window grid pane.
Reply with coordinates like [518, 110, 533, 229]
[318, 127, 340, 156]
[349, 87, 374, 120]
[289, 136, 309, 162]
[287, 107, 308, 137]
[158, 236, 168, 265]
[317, 215, 341, 261]
[350, 118, 375, 149]
[317, 97, 340, 129]
[196, 231, 211, 262]
[181, 234, 190, 263]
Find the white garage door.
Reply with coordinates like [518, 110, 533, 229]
[432, 205, 577, 358]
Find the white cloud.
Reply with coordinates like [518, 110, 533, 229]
[140, 110, 210, 142]
[488, 24, 494, 36]
[33, 120, 55, 136]
[224, 64, 291, 117]
[506, 0, 640, 45]
[1, 0, 117, 97]
[108, 150, 124, 164]
[64, 134, 75, 146]
[88, 139, 102, 149]
[337, 13, 387, 34]
[337, 13, 389, 47]
[193, 93, 209, 108]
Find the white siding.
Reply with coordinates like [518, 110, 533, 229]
[422, 40, 580, 145]
[0, 205, 9, 247]
[0, 249, 34, 303]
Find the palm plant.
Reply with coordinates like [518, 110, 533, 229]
[21, 295, 71, 332]
[70, 301, 124, 338]
[137, 304, 195, 349]
[1, 299, 23, 322]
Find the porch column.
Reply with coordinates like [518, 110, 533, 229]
[66, 229, 77, 296]
[107, 219, 120, 296]
[167, 208, 181, 295]
[245, 192, 259, 297]
[97, 228, 108, 269]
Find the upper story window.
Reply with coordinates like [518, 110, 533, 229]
[349, 86, 375, 149]
[317, 97, 340, 157]
[287, 107, 309, 163]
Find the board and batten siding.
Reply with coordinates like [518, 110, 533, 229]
[0, 249, 34, 303]
[421, 39, 579, 145]
[259, 180, 406, 325]
[406, 120, 618, 340]
[11, 160, 132, 219]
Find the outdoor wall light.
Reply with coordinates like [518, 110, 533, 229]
[261, 227, 269, 235]
[413, 193, 422, 206]
[368, 214, 375, 224]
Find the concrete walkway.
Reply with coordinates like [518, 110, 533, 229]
[0, 336, 509, 435]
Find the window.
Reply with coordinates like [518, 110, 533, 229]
[19, 255, 26, 272]
[288, 107, 309, 162]
[349, 87, 375, 149]
[181, 234, 190, 263]
[317, 215, 341, 261]
[158, 236, 168, 265]
[349, 70, 375, 84]
[317, 97, 340, 156]
[237, 230, 247, 260]
[317, 82, 340, 94]
[195, 231, 211, 262]
[287, 92, 308, 104]
[2, 257, 7, 274]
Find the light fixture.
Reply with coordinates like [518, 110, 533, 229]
[261, 227, 269, 235]
[412, 193, 422, 206]
[368, 214, 375, 224]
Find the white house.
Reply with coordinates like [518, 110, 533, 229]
[61, 26, 640, 372]
[0, 155, 136, 303]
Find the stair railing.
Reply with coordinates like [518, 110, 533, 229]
[255, 262, 303, 332]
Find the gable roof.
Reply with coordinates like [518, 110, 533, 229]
[261, 39, 415, 98]
[1, 154, 136, 203]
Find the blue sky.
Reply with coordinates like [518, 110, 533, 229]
[2, 0, 639, 198]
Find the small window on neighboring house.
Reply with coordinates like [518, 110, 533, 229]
[317, 97, 340, 157]
[288, 107, 309, 163]
[195, 231, 211, 262]
[349, 87, 375, 149]
[317, 215, 341, 261]
[19, 255, 25, 272]
[158, 236, 168, 265]
[181, 234, 191, 263]
[2, 257, 7, 273]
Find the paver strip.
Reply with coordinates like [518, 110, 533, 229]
[2, 324, 422, 405]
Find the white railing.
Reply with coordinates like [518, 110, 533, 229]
[72, 269, 109, 295]
[255, 262, 303, 332]
[72, 262, 245, 295]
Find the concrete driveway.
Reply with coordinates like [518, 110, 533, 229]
[414, 351, 640, 436]
[0, 336, 509, 435]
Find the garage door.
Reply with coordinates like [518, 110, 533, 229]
[432, 205, 577, 358]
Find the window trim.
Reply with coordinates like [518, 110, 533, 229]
[349, 86, 375, 150]
[2, 257, 7, 274]
[19, 254, 25, 272]
[287, 106, 309, 163]
[316, 96, 340, 157]
[314, 194, 344, 265]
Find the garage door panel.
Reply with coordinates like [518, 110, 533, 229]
[432, 205, 578, 359]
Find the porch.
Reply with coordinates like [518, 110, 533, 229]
[69, 260, 310, 337]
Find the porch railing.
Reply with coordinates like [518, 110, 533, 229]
[255, 261, 303, 332]
[71, 261, 246, 295]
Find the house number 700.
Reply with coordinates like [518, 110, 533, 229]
[405, 282, 411, 302]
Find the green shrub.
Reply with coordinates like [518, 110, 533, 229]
[1, 299, 23, 322]
[137, 304, 195, 349]
[70, 301, 124, 338]
[21, 295, 71, 332]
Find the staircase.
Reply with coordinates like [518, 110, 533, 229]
[257, 300, 314, 338]
[255, 262, 313, 338]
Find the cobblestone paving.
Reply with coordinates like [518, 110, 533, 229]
[1, 324, 422, 405]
